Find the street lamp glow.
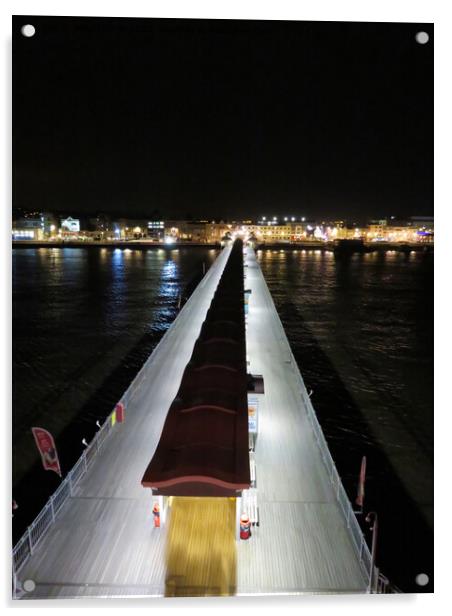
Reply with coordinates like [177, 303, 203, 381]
[164, 236, 175, 245]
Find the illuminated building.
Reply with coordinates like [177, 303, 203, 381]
[147, 220, 165, 241]
[60, 216, 81, 233]
[12, 217, 44, 240]
[164, 221, 231, 244]
[366, 217, 434, 243]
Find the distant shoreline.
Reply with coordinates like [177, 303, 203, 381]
[12, 240, 221, 249]
[12, 240, 433, 253]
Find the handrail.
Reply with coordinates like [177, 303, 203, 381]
[12, 248, 229, 588]
[255, 255, 377, 591]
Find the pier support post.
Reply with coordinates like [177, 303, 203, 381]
[27, 527, 33, 556]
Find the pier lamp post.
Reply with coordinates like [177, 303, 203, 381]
[365, 511, 378, 593]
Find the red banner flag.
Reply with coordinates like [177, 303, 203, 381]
[31, 427, 62, 477]
[355, 455, 367, 508]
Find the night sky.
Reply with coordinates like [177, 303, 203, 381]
[12, 17, 433, 222]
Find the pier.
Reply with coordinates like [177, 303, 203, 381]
[13, 242, 373, 599]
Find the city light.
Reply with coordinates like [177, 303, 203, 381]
[11, 214, 433, 246]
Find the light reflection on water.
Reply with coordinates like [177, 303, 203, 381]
[257, 247, 433, 590]
[257, 247, 433, 452]
[12, 247, 219, 486]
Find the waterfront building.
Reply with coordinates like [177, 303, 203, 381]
[60, 216, 81, 233]
[12, 217, 44, 240]
[366, 217, 434, 243]
[113, 219, 148, 239]
[11, 214, 434, 245]
[41, 212, 59, 237]
[147, 220, 165, 241]
[242, 222, 293, 243]
[88, 213, 112, 237]
[164, 221, 230, 243]
[241, 220, 339, 243]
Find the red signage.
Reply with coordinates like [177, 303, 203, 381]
[31, 427, 62, 477]
[355, 455, 367, 508]
[115, 402, 125, 423]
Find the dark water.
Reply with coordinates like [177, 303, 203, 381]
[12, 247, 219, 539]
[257, 248, 433, 593]
[12, 246, 433, 593]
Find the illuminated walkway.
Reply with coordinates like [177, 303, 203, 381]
[15, 247, 232, 599]
[15, 244, 368, 598]
[236, 247, 367, 594]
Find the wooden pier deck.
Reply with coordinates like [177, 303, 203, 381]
[236, 247, 367, 594]
[15, 244, 367, 599]
[15, 246, 232, 599]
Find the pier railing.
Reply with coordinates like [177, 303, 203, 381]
[12, 247, 229, 585]
[13, 299, 182, 577]
[262, 279, 374, 590]
[13, 343, 162, 577]
[12, 296, 189, 575]
[14, 394, 125, 576]
[299, 385, 373, 581]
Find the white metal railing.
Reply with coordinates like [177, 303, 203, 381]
[12, 404, 117, 577]
[12, 300, 178, 577]
[255, 259, 375, 591]
[289, 343, 373, 587]
[12, 247, 229, 587]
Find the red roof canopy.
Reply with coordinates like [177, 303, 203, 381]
[141, 239, 250, 496]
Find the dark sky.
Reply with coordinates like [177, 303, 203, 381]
[12, 16, 433, 222]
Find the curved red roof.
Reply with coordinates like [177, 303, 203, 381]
[141, 239, 250, 496]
